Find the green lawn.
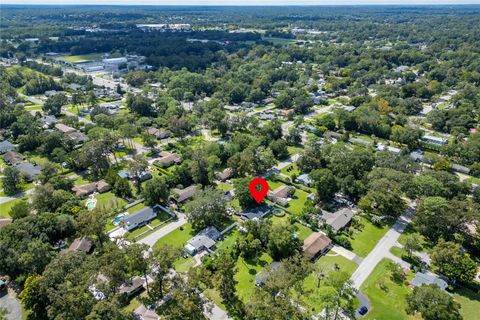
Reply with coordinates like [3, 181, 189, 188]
[287, 145, 304, 157]
[298, 254, 359, 313]
[286, 188, 309, 216]
[153, 223, 194, 251]
[348, 217, 389, 257]
[294, 222, 313, 241]
[235, 253, 273, 303]
[362, 258, 419, 320]
[453, 287, 480, 320]
[280, 162, 300, 177]
[94, 192, 127, 211]
[0, 198, 27, 218]
[59, 53, 104, 63]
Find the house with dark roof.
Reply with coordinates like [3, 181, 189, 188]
[3, 151, 24, 166]
[320, 208, 354, 234]
[184, 226, 221, 256]
[68, 131, 88, 145]
[121, 206, 157, 231]
[171, 185, 196, 203]
[41, 115, 57, 128]
[15, 162, 42, 181]
[0, 140, 15, 154]
[68, 237, 94, 253]
[411, 272, 448, 291]
[302, 232, 332, 260]
[240, 204, 271, 220]
[147, 127, 171, 140]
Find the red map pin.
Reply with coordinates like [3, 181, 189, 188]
[249, 177, 269, 204]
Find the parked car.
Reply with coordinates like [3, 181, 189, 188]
[358, 306, 368, 316]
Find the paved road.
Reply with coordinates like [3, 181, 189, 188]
[0, 189, 34, 205]
[0, 291, 22, 320]
[350, 209, 414, 289]
[138, 214, 188, 248]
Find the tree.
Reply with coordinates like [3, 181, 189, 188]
[112, 178, 132, 198]
[2, 166, 22, 196]
[406, 284, 462, 320]
[213, 252, 238, 302]
[234, 176, 257, 209]
[148, 245, 180, 302]
[142, 176, 169, 206]
[76, 208, 108, 247]
[320, 271, 357, 320]
[185, 187, 228, 230]
[403, 233, 422, 259]
[267, 222, 300, 260]
[127, 155, 148, 192]
[9, 200, 30, 220]
[156, 275, 207, 320]
[71, 91, 85, 115]
[310, 168, 338, 202]
[43, 93, 67, 115]
[126, 243, 151, 294]
[141, 133, 157, 152]
[430, 240, 477, 283]
[85, 298, 129, 320]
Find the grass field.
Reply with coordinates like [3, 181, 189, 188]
[348, 217, 389, 257]
[153, 222, 194, 251]
[453, 287, 480, 320]
[0, 198, 28, 218]
[235, 252, 273, 303]
[362, 259, 420, 320]
[58, 53, 104, 63]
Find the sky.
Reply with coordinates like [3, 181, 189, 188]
[3, 0, 480, 5]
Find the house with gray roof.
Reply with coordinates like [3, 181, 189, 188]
[320, 208, 354, 234]
[171, 185, 196, 203]
[240, 204, 271, 220]
[0, 140, 15, 154]
[3, 151, 24, 166]
[15, 162, 42, 181]
[184, 226, 221, 256]
[121, 206, 157, 231]
[296, 173, 313, 187]
[412, 272, 448, 291]
[255, 262, 282, 286]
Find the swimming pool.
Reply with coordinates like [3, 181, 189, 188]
[85, 199, 96, 210]
[112, 213, 127, 225]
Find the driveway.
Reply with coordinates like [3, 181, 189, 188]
[350, 208, 414, 289]
[138, 214, 187, 248]
[0, 291, 22, 320]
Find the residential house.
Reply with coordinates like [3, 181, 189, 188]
[41, 114, 57, 128]
[3, 151, 24, 166]
[118, 276, 145, 297]
[411, 272, 448, 291]
[320, 208, 354, 233]
[422, 134, 448, 147]
[240, 204, 271, 220]
[215, 167, 233, 182]
[255, 262, 282, 286]
[16, 162, 42, 181]
[267, 185, 292, 206]
[68, 237, 94, 253]
[171, 185, 196, 203]
[134, 305, 160, 320]
[71, 180, 111, 198]
[0, 140, 15, 154]
[68, 131, 88, 145]
[451, 164, 471, 175]
[122, 206, 157, 231]
[296, 173, 313, 187]
[259, 113, 276, 121]
[302, 232, 332, 260]
[55, 123, 76, 134]
[153, 151, 182, 168]
[376, 143, 401, 154]
[184, 226, 221, 256]
[147, 128, 171, 140]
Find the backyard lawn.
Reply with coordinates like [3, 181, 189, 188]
[348, 217, 389, 257]
[235, 252, 273, 303]
[94, 192, 127, 211]
[453, 287, 480, 320]
[362, 259, 420, 320]
[58, 53, 104, 63]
